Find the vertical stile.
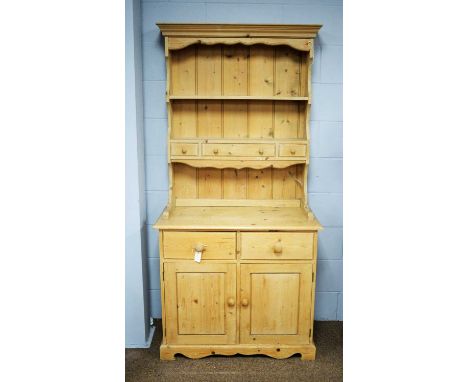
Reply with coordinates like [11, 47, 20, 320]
[310, 231, 319, 341]
[165, 38, 174, 212]
[221, 45, 224, 139]
[305, 43, 313, 209]
[195, 46, 198, 138]
[159, 231, 166, 344]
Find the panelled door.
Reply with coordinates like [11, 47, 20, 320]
[240, 263, 313, 344]
[164, 262, 237, 344]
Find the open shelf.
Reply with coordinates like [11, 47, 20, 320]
[171, 159, 306, 169]
[170, 138, 308, 143]
[168, 95, 309, 101]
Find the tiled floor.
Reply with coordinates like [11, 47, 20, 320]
[126, 320, 343, 381]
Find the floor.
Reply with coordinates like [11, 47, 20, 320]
[126, 320, 343, 382]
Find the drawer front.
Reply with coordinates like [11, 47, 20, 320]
[171, 143, 198, 156]
[241, 232, 313, 260]
[163, 231, 236, 259]
[202, 143, 275, 157]
[278, 144, 307, 157]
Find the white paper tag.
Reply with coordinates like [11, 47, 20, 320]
[194, 250, 202, 263]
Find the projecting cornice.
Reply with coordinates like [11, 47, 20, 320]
[157, 23, 322, 56]
[156, 23, 322, 39]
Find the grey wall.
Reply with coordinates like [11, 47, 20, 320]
[125, 0, 152, 347]
[141, 0, 343, 321]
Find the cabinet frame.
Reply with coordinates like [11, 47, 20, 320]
[154, 23, 323, 361]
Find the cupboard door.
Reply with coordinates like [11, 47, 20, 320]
[240, 263, 313, 344]
[164, 262, 237, 344]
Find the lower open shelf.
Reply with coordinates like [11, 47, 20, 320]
[160, 343, 316, 361]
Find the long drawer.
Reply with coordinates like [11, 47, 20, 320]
[202, 143, 275, 157]
[163, 231, 236, 259]
[240, 232, 313, 260]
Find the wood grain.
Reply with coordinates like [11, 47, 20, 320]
[240, 263, 312, 344]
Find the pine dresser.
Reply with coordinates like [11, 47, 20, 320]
[153, 23, 323, 360]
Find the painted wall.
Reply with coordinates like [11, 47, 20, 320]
[141, 0, 343, 320]
[125, 0, 152, 347]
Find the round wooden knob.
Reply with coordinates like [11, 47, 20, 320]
[213, 148, 219, 154]
[290, 149, 296, 155]
[181, 148, 187, 154]
[273, 240, 283, 254]
[227, 298, 235, 307]
[194, 243, 204, 252]
[241, 298, 249, 307]
[258, 148, 264, 155]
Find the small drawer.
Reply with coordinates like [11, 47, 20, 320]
[163, 232, 236, 259]
[278, 144, 307, 157]
[240, 232, 313, 260]
[171, 143, 198, 156]
[202, 143, 275, 157]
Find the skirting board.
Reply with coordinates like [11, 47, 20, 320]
[125, 325, 155, 349]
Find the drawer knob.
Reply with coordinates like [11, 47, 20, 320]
[194, 243, 205, 252]
[290, 149, 296, 155]
[227, 298, 235, 307]
[213, 148, 219, 154]
[181, 148, 187, 154]
[258, 148, 264, 155]
[241, 298, 249, 307]
[273, 241, 283, 254]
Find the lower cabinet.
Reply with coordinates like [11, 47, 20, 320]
[240, 263, 313, 344]
[159, 230, 318, 360]
[164, 262, 237, 345]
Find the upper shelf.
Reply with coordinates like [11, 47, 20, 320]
[168, 95, 309, 101]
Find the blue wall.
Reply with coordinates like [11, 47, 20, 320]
[140, 0, 343, 321]
[126, 0, 153, 347]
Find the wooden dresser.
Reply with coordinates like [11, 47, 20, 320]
[153, 23, 323, 361]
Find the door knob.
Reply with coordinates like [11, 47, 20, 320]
[194, 243, 205, 252]
[273, 240, 283, 254]
[241, 298, 249, 307]
[227, 297, 235, 307]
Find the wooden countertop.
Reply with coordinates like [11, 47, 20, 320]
[154, 206, 322, 231]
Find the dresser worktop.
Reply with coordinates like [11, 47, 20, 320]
[154, 206, 322, 231]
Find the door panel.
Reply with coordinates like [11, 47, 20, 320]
[250, 273, 300, 335]
[165, 262, 236, 344]
[240, 263, 313, 344]
[176, 272, 225, 335]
